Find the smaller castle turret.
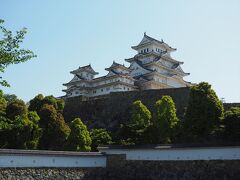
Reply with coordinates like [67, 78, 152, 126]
[70, 65, 98, 80]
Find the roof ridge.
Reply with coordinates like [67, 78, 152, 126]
[144, 33, 164, 44]
[135, 59, 153, 72]
[80, 64, 91, 69]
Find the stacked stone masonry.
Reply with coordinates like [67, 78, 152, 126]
[0, 161, 240, 180]
[63, 87, 190, 130]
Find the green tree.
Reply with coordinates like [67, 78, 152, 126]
[131, 100, 152, 130]
[0, 116, 11, 148]
[41, 95, 64, 112]
[67, 118, 91, 152]
[0, 19, 36, 87]
[6, 99, 27, 120]
[223, 107, 240, 142]
[28, 94, 44, 113]
[183, 82, 224, 142]
[5, 112, 42, 149]
[154, 96, 179, 143]
[28, 94, 64, 113]
[90, 128, 112, 151]
[0, 91, 41, 149]
[127, 100, 152, 144]
[0, 90, 7, 116]
[26, 111, 42, 149]
[3, 94, 17, 104]
[38, 104, 70, 150]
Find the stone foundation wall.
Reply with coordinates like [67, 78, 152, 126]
[0, 168, 106, 180]
[107, 160, 240, 180]
[1, 160, 239, 180]
[63, 87, 190, 131]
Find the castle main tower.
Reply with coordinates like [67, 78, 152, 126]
[125, 33, 190, 90]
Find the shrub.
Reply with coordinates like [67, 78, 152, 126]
[223, 107, 240, 142]
[90, 128, 112, 151]
[154, 96, 179, 143]
[67, 118, 91, 152]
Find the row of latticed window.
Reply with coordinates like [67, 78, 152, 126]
[140, 48, 163, 54]
[69, 85, 130, 96]
[92, 79, 133, 86]
[79, 73, 94, 79]
[93, 86, 130, 94]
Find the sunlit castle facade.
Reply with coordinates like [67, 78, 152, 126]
[63, 33, 191, 97]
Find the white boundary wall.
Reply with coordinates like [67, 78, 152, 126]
[99, 146, 240, 161]
[0, 150, 106, 168]
[1, 146, 239, 167]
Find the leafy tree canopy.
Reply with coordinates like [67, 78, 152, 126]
[1, 112, 42, 149]
[0, 90, 7, 116]
[125, 100, 152, 144]
[184, 82, 224, 142]
[154, 96, 179, 143]
[38, 104, 70, 150]
[29, 94, 64, 113]
[130, 100, 152, 130]
[224, 107, 240, 142]
[67, 118, 91, 152]
[42, 95, 64, 112]
[0, 19, 36, 87]
[90, 128, 112, 151]
[6, 99, 27, 120]
[4, 94, 18, 104]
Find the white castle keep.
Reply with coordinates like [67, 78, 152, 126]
[63, 33, 191, 97]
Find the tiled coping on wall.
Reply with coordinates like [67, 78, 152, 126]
[0, 149, 106, 168]
[98, 144, 240, 161]
[0, 144, 240, 168]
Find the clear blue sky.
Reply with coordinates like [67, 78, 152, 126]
[1, 0, 240, 102]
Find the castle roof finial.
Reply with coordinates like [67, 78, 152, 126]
[144, 32, 146, 36]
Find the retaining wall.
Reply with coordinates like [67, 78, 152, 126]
[63, 87, 190, 131]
